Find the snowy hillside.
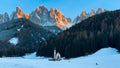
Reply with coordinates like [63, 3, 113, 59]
[0, 47, 120, 68]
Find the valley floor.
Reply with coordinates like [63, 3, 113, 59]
[0, 47, 120, 68]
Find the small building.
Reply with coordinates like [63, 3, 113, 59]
[53, 49, 61, 61]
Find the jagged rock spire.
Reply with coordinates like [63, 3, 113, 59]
[0, 5, 70, 29]
[73, 8, 107, 24]
[30, 5, 70, 29]
[96, 8, 103, 14]
[91, 9, 96, 16]
[16, 6, 25, 18]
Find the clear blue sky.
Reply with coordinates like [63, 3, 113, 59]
[0, 0, 120, 19]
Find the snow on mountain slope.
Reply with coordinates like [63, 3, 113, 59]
[9, 37, 19, 45]
[0, 47, 120, 68]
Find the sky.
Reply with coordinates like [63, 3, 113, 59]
[0, 0, 120, 19]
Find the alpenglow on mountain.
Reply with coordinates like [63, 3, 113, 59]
[30, 6, 71, 29]
[10, 7, 30, 20]
[73, 8, 108, 24]
[0, 6, 71, 29]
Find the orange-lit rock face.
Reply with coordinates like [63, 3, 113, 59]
[16, 7, 29, 19]
[16, 7, 25, 18]
[50, 9, 70, 29]
[80, 11, 87, 20]
[50, 8, 56, 18]
[81, 11, 87, 17]
[36, 7, 40, 13]
[25, 14, 30, 19]
[29, 6, 70, 29]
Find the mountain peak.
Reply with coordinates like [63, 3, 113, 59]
[30, 6, 70, 29]
[35, 5, 48, 13]
[50, 8, 62, 18]
[80, 11, 87, 21]
[0, 5, 70, 29]
[16, 6, 25, 18]
[50, 8, 70, 29]
[73, 8, 106, 24]
[36, 7, 40, 13]
[0, 12, 9, 24]
[81, 11, 87, 17]
[39, 5, 47, 9]
[10, 6, 29, 19]
[50, 8, 56, 18]
[16, 6, 21, 11]
[91, 9, 96, 16]
[96, 8, 103, 14]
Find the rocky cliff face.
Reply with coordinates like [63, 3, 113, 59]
[30, 6, 70, 29]
[0, 12, 9, 24]
[0, 6, 68, 34]
[96, 8, 103, 14]
[0, 6, 70, 30]
[50, 9, 70, 29]
[91, 9, 96, 16]
[10, 7, 29, 20]
[73, 8, 105, 24]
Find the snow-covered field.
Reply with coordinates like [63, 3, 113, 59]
[0, 47, 120, 68]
